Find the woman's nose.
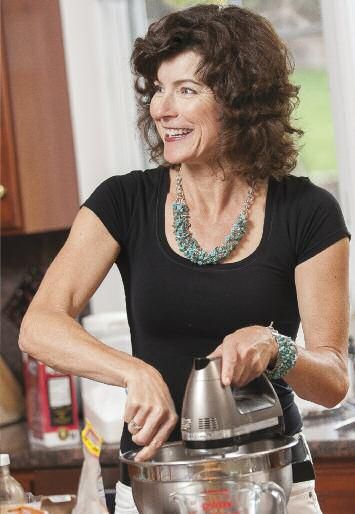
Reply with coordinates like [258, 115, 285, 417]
[152, 92, 178, 120]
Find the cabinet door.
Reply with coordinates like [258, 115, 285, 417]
[11, 470, 34, 493]
[1, 0, 79, 235]
[1, 28, 23, 231]
[14, 466, 119, 495]
[315, 458, 355, 514]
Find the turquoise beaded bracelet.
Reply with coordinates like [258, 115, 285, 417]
[265, 325, 298, 380]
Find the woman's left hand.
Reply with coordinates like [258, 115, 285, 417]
[207, 325, 278, 387]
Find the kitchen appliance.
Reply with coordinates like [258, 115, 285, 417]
[181, 357, 284, 450]
[120, 357, 298, 514]
[170, 479, 287, 514]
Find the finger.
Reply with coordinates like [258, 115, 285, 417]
[230, 346, 260, 385]
[128, 422, 139, 435]
[134, 438, 162, 462]
[132, 407, 172, 447]
[132, 410, 164, 446]
[234, 355, 264, 387]
[124, 402, 140, 426]
[128, 413, 146, 435]
[134, 416, 177, 462]
[231, 357, 245, 385]
[221, 341, 238, 386]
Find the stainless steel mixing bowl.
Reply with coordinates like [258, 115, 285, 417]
[120, 435, 298, 514]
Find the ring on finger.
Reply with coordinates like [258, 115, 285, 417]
[129, 419, 143, 431]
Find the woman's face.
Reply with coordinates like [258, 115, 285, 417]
[150, 51, 221, 166]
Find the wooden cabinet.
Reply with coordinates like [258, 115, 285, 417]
[13, 466, 119, 496]
[315, 458, 355, 514]
[1, 0, 79, 235]
[1, 31, 23, 231]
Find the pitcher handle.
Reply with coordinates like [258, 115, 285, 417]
[261, 481, 287, 514]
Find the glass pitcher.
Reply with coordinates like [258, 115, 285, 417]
[170, 479, 287, 514]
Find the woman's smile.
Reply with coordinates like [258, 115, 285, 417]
[163, 127, 194, 142]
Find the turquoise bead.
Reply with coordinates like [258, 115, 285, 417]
[173, 198, 253, 265]
[172, 169, 255, 265]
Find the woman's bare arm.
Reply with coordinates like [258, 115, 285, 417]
[208, 238, 350, 409]
[285, 237, 350, 407]
[19, 206, 133, 386]
[19, 206, 178, 459]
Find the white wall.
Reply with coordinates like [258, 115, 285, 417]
[321, 0, 355, 312]
[59, 0, 147, 314]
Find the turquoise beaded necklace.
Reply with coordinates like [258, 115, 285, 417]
[172, 167, 256, 265]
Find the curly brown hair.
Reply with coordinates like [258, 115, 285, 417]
[131, 3, 303, 180]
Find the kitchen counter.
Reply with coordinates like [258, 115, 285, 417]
[0, 421, 120, 469]
[1, 403, 355, 469]
[302, 401, 355, 459]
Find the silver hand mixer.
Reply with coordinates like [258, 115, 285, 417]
[181, 357, 284, 450]
[120, 356, 297, 514]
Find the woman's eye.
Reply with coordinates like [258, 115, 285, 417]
[180, 87, 196, 95]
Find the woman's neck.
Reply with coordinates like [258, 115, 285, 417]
[172, 162, 255, 218]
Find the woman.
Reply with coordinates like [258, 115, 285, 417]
[19, 4, 350, 513]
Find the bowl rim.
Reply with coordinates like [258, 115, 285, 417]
[119, 435, 299, 468]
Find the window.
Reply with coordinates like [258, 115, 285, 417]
[145, 1, 235, 24]
[242, 0, 337, 191]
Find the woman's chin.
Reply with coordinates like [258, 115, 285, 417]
[164, 157, 182, 165]
[163, 151, 196, 166]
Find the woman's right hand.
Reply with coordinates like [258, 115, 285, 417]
[124, 359, 178, 462]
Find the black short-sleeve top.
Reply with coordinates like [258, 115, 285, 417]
[82, 167, 350, 452]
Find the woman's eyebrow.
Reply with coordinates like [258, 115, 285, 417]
[154, 79, 203, 86]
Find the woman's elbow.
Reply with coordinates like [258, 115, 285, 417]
[18, 313, 36, 353]
[322, 374, 349, 408]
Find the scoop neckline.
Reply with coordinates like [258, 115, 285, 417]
[156, 166, 274, 270]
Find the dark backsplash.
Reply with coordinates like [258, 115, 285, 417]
[1, 230, 70, 385]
